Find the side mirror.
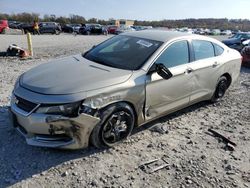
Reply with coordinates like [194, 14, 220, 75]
[147, 63, 173, 80]
[156, 63, 173, 80]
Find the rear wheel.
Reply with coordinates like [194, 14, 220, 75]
[211, 76, 228, 102]
[55, 30, 60, 35]
[90, 103, 135, 148]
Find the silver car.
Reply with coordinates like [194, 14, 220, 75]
[9, 30, 241, 149]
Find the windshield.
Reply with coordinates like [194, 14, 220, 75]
[83, 35, 163, 70]
[231, 34, 241, 39]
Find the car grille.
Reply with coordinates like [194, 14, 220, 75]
[15, 96, 38, 113]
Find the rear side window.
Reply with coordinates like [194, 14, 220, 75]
[213, 43, 224, 56]
[155, 40, 189, 68]
[193, 40, 215, 60]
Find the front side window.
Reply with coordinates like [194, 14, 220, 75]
[193, 40, 215, 60]
[155, 40, 189, 68]
[84, 35, 163, 70]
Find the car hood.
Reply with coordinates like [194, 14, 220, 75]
[222, 38, 240, 45]
[20, 54, 133, 95]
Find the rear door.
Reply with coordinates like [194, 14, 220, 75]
[145, 40, 193, 120]
[187, 40, 223, 102]
[39, 23, 47, 33]
[47, 23, 54, 33]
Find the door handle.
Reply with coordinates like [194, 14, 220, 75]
[212, 62, 219, 67]
[186, 68, 193, 74]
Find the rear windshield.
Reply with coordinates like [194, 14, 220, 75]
[83, 35, 163, 70]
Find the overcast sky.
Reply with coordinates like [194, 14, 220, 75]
[0, 0, 250, 20]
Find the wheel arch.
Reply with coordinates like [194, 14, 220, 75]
[99, 100, 138, 127]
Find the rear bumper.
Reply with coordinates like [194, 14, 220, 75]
[9, 102, 100, 150]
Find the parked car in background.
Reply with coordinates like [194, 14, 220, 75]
[0, 19, 9, 34]
[8, 21, 22, 29]
[79, 24, 103, 35]
[204, 29, 212, 35]
[211, 29, 221, 35]
[222, 32, 250, 51]
[39, 22, 61, 34]
[132, 25, 153, 31]
[242, 39, 250, 46]
[62, 24, 81, 33]
[241, 41, 250, 67]
[18, 23, 34, 34]
[9, 30, 241, 150]
[232, 30, 241, 35]
[115, 25, 135, 35]
[194, 28, 205, 35]
[107, 25, 118, 34]
[221, 30, 232, 35]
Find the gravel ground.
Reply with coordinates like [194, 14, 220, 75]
[0, 34, 249, 188]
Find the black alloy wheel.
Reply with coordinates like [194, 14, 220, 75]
[211, 76, 228, 102]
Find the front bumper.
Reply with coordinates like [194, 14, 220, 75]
[9, 101, 100, 150]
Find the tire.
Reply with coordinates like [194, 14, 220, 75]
[2, 28, 6, 34]
[90, 103, 135, 148]
[211, 76, 228, 103]
[55, 30, 60, 35]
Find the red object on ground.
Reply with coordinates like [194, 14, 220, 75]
[241, 46, 250, 67]
[0, 19, 9, 33]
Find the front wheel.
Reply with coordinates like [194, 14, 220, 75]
[211, 76, 228, 103]
[90, 103, 135, 148]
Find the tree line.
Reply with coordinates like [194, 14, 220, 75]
[1, 12, 250, 31]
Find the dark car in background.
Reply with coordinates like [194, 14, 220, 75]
[8, 21, 22, 29]
[241, 41, 250, 67]
[18, 23, 34, 34]
[79, 24, 103, 35]
[39, 22, 61, 34]
[222, 32, 250, 51]
[62, 24, 81, 33]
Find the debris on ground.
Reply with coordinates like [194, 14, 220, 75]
[207, 128, 237, 147]
[139, 157, 170, 174]
[240, 79, 250, 88]
[149, 123, 169, 134]
[0, 44, 30, 58]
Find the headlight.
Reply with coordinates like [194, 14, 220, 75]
[80, 98, 100, 116]
[80, 105, 97, 116]
[36, 102, 80, 117]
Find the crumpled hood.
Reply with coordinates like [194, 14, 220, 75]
[20, 54, 132, 95]
[222, 38, 241, 45]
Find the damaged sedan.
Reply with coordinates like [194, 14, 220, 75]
[9, 30, 242, 149]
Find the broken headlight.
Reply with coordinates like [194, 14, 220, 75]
[80, 99, 99, 116]
[80, 105, 97, 116]
[36, 102, 80, 117]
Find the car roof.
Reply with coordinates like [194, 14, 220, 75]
[121, 30, 192, 42]
[236, 32, 250, 34]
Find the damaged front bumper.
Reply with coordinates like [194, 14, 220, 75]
[9, 102, 100, 150]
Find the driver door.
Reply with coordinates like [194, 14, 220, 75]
[145, 40, 193, 120]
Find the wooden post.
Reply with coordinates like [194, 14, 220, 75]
[27, 33, 33, 56]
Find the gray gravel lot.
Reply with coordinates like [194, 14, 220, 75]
[0, 34, 249, 188]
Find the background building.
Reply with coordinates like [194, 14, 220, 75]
[110, 19, 134, 26]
